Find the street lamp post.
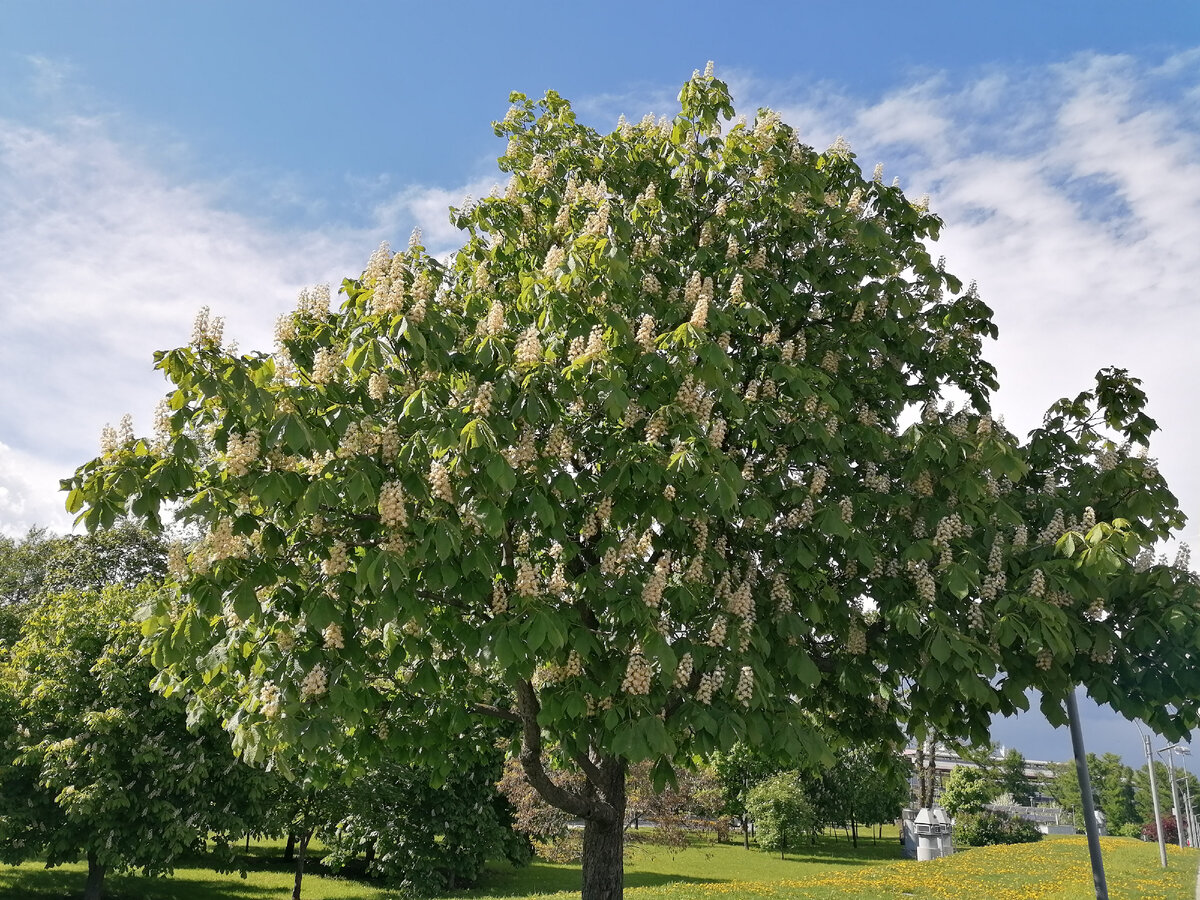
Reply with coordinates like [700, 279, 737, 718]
[1156, 745, 1186, 850]
[1144, 735, 1168, 868]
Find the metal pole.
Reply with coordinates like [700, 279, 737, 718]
[1183, 769, 1194, 848]
[1162, 748, 1184, 850]
[1066, 688, 1109, 900]
[1144, 735, 1168, 868]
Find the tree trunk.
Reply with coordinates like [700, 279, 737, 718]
[284, 832, 296, 862]
[851, 817, 858, 848]
[742, 812, 750, 849]
[83, 853, 106, 900]
[364, 841, 376, 869]
[582, 815, 624, 900]
[292, 829, 312, 900]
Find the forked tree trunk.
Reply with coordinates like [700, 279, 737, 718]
[284, 832, 296, 862]
[83, 853, 106, 900]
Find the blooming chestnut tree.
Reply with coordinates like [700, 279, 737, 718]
[65, 66, 1200, 899]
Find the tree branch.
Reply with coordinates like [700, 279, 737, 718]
[514, 679, 615, 824]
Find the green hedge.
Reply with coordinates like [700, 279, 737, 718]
[955, 811, 1043, 847]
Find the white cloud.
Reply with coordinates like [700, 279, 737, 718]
[0, 108, 488, 536]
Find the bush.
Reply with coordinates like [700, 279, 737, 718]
[1115, 822, 1144, 839]
[955, 811, 1043, 847]
[1141, 816, 1178, 844]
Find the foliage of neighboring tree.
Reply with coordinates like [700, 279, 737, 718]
[994, 748, 1036, 807]
[803, 743, 908, 846]
[953, 810, 1042, 847]
[1047, 753, 1142, 831]
[64, 65, 1200, 900]
[0, 523, 166, 607]
[711, 740, 779, 847]
[745, 773, 818, 859]
[1132, 760, 1199, 828]
[0, 585, 273, 900]
[320, 739, 530, 895]
[625, 760, 725, 847]
[939, 766, 997, 817]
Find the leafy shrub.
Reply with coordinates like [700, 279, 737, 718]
[1115, 822, 1144, 839]
[1141, 816, 1178, 844]
[955, 810, 1043, 847]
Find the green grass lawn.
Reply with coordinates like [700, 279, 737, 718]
[0, 832, 1195, 900]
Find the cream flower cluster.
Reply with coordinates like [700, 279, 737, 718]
[968, 602, 985, 631]
[734, 666, 754, 706]
[515, 326, 542, 368]
[311, 347, 342, 384]
[542, 245, 565, 279]
[1028, 569, 1046, 598]
[300, 664, 328, 700]
[515, 559, 538, 598]
[642, 555, 671, 608]
[472, 381, 494, 416]
[322, 542, 349, 577]
[636, 315, 657, 353]
[839, 497, 854, 525]
[322, 622, 345, 650]
[297, 283, 332, 319]
[191, 306, 225, 348]
[167, 543, 188, 580]
[368, 372, 389, 402]
[1035, 648, 1053, 671]
[906, 559, 936, 604]
[484, 300, 505, 335]
[673, 652, 693, 688]
[225, 430, 260, 477]
[1037, 509, 1066, 546]
[621, 652, 652, 695]
[708, 417, 727, 449]
[696, 669, 723, 704]
[770, 574, 792, 614]
[706, 615, 728, 647]
[428, 461, 453, 503]
[260, 682, 281, 719]
[491, 582, 509, 614]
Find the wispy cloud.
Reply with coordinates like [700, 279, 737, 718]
[0, 104, 482, 534]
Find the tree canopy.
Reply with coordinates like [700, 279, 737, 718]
[64, 66, 1200, 899]
[0, 585, 271, 900]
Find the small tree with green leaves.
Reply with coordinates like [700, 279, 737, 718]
[64, 65, 1200, 900]
[0, 585, 272, 900]
[746, 773, 817, 858]
[939, 765, 997, 817]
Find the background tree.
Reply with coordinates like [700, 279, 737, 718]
[0, 585, 272, 900]
[745, 773, 817, 859]
[711, 740, 778, 848]
[994, 748, 1036, 806]
[939, 766, 997, 817]
[65, 67, 1200, 900]
[1132, 761, 1199, 828]
[0, 522, 165, 608]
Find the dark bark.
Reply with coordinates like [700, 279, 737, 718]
[851, 817, 858, 848]
[83, 853, 106, 900]
[582, 812, 625, 900]
[513, 678, 629, 899]
[742, 812, 750, 849]
[283, 832, 296, 862]
[291, 829, 313, 900]
[364, 841, 376, 868]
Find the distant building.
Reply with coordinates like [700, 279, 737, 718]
[903, 745, 1058, 808]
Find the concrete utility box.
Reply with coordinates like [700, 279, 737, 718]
[914, 808, 940, 860]
[933, 807, 954, 857]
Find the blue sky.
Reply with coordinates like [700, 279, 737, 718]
[1, 2, 1199, 770]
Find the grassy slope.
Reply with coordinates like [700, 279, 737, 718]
[0, 835, 1194, 900]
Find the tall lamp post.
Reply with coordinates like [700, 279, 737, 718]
[1155, 744, 1188, 850]
[1143, 734, 1168, 868]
